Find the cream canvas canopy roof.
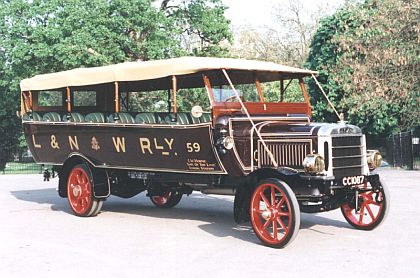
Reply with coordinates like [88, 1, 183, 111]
[20, 57, 318, 91]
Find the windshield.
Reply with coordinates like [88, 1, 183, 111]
[212, 84, 260, 102]
[211, 79, 305, 103]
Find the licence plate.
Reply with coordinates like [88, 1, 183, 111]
[342, 175, 365, 186]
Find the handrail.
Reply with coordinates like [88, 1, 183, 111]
[311, 74, 341, 121]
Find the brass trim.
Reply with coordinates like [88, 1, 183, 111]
[227, 117, 312, 172]
[257, 139, 313, 168]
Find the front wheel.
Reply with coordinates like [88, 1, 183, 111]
[66, 164, 102, 217]
[150, 191, 182, 208]
[250, 179, 300, 248]
[341, 178, 389, 230]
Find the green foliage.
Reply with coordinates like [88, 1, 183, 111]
[177, 87, 210, 112]
[307, 0, 420, 136]
[262, 80, 305, 103]
[0, 115, 20, 171]
[0, 0, 232, 170]
[175, 0, 232, 56]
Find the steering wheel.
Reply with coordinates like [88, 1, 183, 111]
[224, 95, 238, 102]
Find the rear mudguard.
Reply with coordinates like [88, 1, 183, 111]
[58, 154, 110, 199]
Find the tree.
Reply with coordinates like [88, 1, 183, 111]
[305, 6, 355, 123]
[230, 0, 332, 67]
[159, 0, 232, 56]
[307, 0, 419, 136]
[230, 26, 286, 63]
[0, 0, 232, 170]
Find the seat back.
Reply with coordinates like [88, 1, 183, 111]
[189, 113, 201, 124]
[85, 113, 105, 123]
[177, 113, 190, 125]
[135, 113, 156, 124]
[63, 112, 84, 122]
[108, 113, 135, 124]
[42, 112, 61, 122]
[23, 112, 42, 121]
[200, 113, 212, 123]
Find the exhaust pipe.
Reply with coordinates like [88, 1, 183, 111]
[201, 188, 236, 196]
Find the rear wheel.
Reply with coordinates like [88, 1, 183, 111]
[250, 179, 300, 248]
[150, 191, 182, 208]
[341, 179, 389, 230]
[66, 164, 102, 217]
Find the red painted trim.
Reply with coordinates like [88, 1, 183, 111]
[213, 102, 311, 118]
[67, 166, 93, 215]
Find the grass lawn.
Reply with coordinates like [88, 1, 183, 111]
[1, 162, 43, 174]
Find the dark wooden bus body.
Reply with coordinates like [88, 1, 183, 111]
[21, 58, 389, 248]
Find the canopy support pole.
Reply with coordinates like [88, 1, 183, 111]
[21, 91, 32, 117]
[172, 76, 177, 114]
[66, 87, 71, 121]
[299, 78, 312, 116]
[114, 81, 119, 121]
[255, 78, 265, 102]
[280, 80, 284, 102]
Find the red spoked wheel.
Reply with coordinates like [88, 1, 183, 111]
[150, 191, 182, 208]
[341, 180, 389, 230]
[67, 164, 101, 217]
[250, 179, 300, 248]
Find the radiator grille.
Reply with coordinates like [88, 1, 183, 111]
[332, 136, 363, 178]
[258, 140, 311, 168]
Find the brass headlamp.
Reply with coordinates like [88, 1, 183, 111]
[367, 150, 382, 170]
[303, 154, 325, 174]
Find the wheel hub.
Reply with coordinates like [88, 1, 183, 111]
[261, 210, 271, 220]
[72, 184, 81, 197]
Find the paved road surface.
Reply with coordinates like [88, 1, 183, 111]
[0, 169, 419, 278]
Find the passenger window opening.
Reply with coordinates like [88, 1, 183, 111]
[123, 90, 169, 113]
[73, 91, 97, 107]
[176, 88, 211, 113]
[38, 90, 64, 107]
[119, 92, 129, 112]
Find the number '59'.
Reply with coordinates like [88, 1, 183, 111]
[187, 142, 201, 153]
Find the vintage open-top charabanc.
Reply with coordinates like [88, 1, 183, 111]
[20, 57, 389, 248]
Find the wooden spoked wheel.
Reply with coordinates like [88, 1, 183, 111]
[250, 179, 300, 248]
[150, 191, 182, 208]
[341, 180, 389, 230]
[67, 164, 102, 217]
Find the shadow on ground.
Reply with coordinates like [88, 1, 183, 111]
[11, 188, 351, 245]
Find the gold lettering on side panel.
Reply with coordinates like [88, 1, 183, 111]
[154, 138, 164, 150]
[112, 137, 126, 153]
[50, 135, 60, 149]
[139, 138, 153, 154]
[164, 138, 174, 150]
[68, 136, 79, 151]
[91, 137, 100, 151]
[32, 135, 41, 148]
